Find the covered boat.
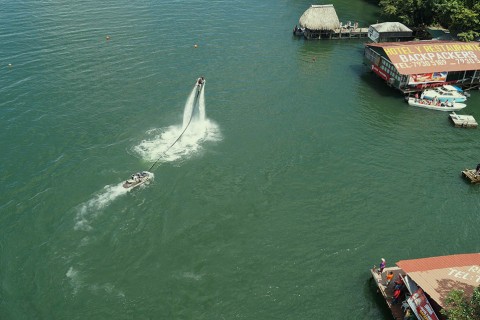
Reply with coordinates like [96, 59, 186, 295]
[123, 171, 152, 189]
[406, 97, 466, 111]
[421, 85, 467, 103]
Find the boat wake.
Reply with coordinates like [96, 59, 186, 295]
[73, 79, 218, 231]
[73, 176, 153, 231]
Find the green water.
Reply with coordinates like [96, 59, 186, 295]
[1, 0, 480, 318]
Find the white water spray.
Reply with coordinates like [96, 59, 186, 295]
[199, 82, 206, 121]
[182, 87, 197, 129]
[74, 174, 153, 231]
[134, 81, 220, 163]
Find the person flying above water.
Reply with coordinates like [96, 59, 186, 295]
[196, 77, 205, 87]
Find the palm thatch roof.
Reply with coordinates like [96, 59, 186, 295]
[299, 4, 340, 31]
[370, 22, 412, 33]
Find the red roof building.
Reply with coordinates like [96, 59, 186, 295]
[371, 253, 480, 320]
[397, 253, 480, 309]
[364, 41, 480, 93]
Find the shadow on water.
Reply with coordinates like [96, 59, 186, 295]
[363, 276, 395, 319]
[358, 68, 401, 97]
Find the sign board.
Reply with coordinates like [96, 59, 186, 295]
[407, 288, 440, 320]
[369, 42, 480, 74]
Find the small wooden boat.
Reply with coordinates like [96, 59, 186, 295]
[123, 171, 152, 189]
[406, 97, 466, 111]
[461, 169, 480, 184]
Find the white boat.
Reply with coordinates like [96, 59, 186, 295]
[123, 171, 152, 189]
[421, 85, 467, 103]
[293, 26, 305, 36]
[407, 97, 466, 111]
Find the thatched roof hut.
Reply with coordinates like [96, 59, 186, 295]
[369, 22, 412, 33]
[299, 4, 340, 31]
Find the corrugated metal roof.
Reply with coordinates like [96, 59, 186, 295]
[366, 40, 480, 75]
[370, 22, 412, 33]
[396, 253, 480, 308]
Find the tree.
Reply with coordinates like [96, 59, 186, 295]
[441, 286, 480, 320]
[376, 0, 480, 41]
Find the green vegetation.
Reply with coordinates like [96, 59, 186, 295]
[441, 286, 480, 320]
[376, 0, 480, 41]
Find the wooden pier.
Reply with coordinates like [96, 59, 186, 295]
[461, 169, 480, 183]
[370, 267, 408, 320]
[449, 112, 478, 128]
[331, 27, 369, 39]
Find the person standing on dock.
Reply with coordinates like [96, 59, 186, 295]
[378, 258, 386, 274]
[386, 271, 394, 286]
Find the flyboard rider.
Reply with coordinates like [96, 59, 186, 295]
[196, 76, 205, 88]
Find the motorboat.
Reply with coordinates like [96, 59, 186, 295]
[406, 97, 466, 111]
[421, 85, 467, 103]
[461, 169, 480, 184]
[443, 85, 471, 97]
[123, 171, 152, 189]
[293, 25, 305, 36]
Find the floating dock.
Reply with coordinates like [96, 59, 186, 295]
[331, 27, 369, 39]
[449, 112, 478, 128]
[370, 267, 407, 320]
[461, 169, 480, 183]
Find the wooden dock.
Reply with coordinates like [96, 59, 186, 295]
[370, 267, 408, 320]
[461, 169, 480, 183]
[449, 112, 478, 128]
[331, 27, 369, 39]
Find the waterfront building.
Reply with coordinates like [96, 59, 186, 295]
[364, 40, 480, 93]
[298, 4, 341, 40]
[368, 22, 413, 43]
[371, 253, 480, 320]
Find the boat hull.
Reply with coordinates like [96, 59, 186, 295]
[123, 172, 153, 189]
[407, 98, 466, 111]
[421, 86, 467, 103]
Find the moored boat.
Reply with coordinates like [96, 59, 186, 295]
[123, 171, 153, 189]
[421, 85, 467, 103]
[293, 25, 305, 36]
[406, 97, 466, 111]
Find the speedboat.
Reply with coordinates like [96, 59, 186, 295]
[123, 171, 152, 189]
[443, 84, 471, 98]
[407, 97, 466, 111]
[421, 85, 467, 103]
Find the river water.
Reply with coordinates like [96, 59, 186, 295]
[1, 0, 480, 318]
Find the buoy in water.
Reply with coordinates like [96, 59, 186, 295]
[194, 44, 198, 48]
[8, 63, 12, 67]
[106, 35, 111, 40]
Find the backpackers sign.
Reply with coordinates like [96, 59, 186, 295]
[377, 42, 480, 74]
